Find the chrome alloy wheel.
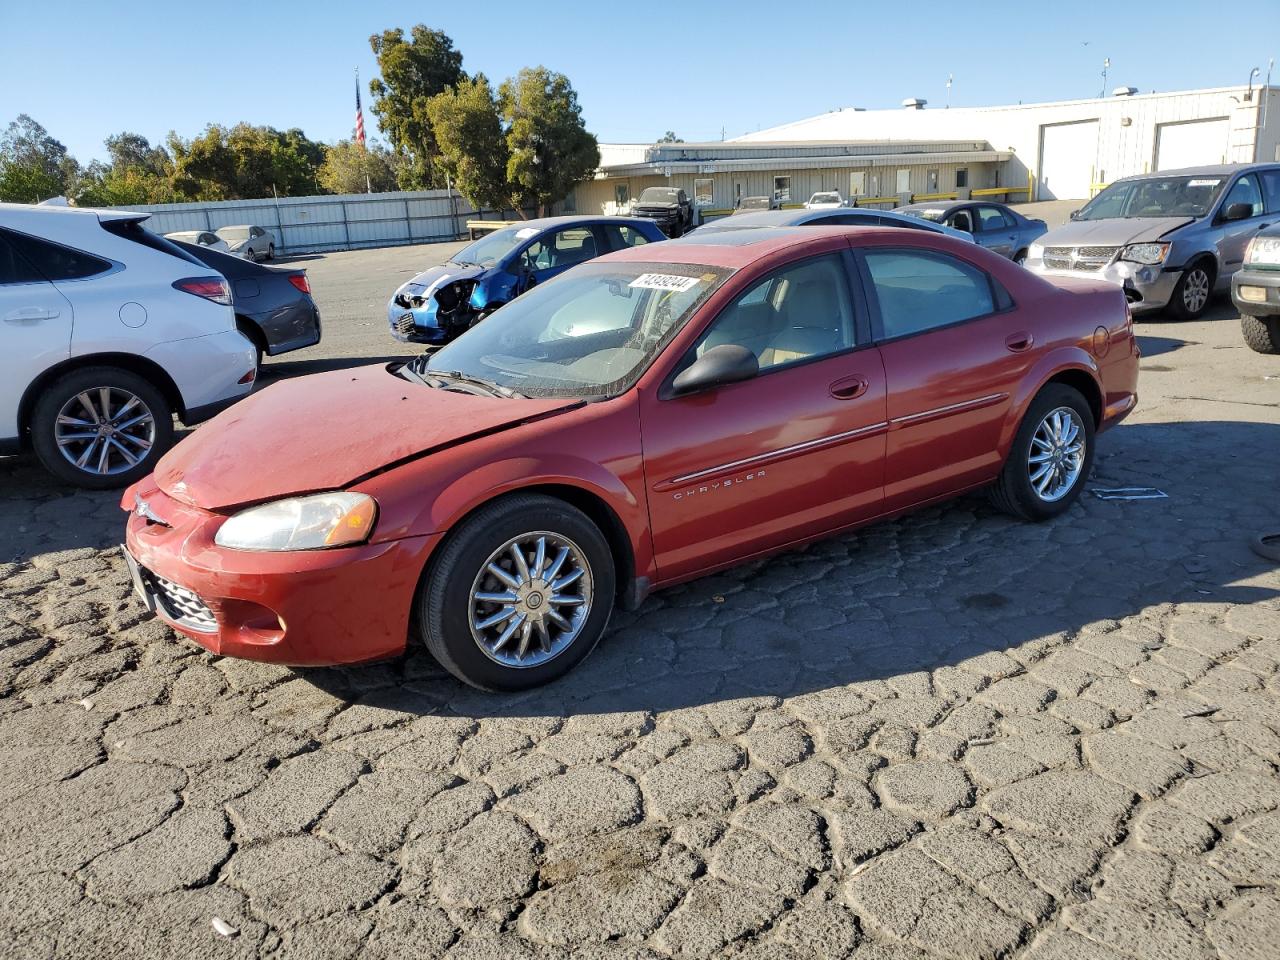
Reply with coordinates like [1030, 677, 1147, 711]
[1028, 406, 1085, 503]
[1182, 266, 1210, 314]
[468, 532, 594, 668]
[54, 387, 156, 476]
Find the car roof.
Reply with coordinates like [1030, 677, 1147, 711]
[1115, 162, 1280, 182]
[0, 202, 149, 226]
[602, 225, 907, 268]
[499, 214, 653, 232]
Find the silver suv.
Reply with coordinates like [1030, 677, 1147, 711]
[1026, 163, 1280, 319]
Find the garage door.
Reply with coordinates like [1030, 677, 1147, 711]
[1154, 118, 1229, 171]
[1038, 120, 1099, 200]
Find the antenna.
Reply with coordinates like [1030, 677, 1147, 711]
[1099, 58, 1110, 98]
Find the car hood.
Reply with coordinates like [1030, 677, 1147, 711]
[403, 262, 487, 293]
[154, 365, 579, 511]
[1039, 217, 1194, 247]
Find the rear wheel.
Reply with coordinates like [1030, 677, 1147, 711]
[417, 494, 615, 691]
[1013, 249, 1028, 265]
[1241, 314, 1280, 354]
[266, 243, 275, 261]
[1169, 259, 1214, 320]
[30, 366, 174, 489]
[988, 384, 1095, 521]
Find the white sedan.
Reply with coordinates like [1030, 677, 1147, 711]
[215, 224, 276, 262]
[0, 203, 257, 487]
[165, 230, 231, 253]
[804, 191, 847, 210]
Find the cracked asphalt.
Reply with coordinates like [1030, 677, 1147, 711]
[2, 236, 1279, 960]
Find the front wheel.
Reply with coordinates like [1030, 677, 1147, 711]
[417, 494, 615, 691]
[1169, 260, 1214, 320]
[1241, 314, 1280, 354]
[988, 384, 1095, 521]
[30, 366, 174, 489]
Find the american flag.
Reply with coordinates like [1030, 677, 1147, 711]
[355, 73, 366, 147]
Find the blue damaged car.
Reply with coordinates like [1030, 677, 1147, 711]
[387, 215, 666, 344]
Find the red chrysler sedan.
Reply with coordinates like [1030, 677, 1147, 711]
[122, 227, 1137, 690]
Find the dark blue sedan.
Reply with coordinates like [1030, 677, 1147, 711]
[388, 215, 666, 344]
[895, 200, 1047, 263]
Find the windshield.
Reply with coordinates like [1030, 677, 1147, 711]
[217, 227, 250, 241]
[639, 188, 680, 203]
[1076, 176, 1227, 220]
[810, 193, 839, 204]
[901, 208, 946, 222]
[451, 225, 535, 267]
[424, 261, 731, 398]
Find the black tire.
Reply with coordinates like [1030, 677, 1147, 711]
[266, 243, 275, 261]
[417, 494, 616, 691]
[30, 366, 174, 489]
[245, 247, 255, 262]
[1241, 314, 1280, 354]
[1168, 258, 1214, 320]
[1013, 249, 1028, 265]
[988, 384, 1096, 522]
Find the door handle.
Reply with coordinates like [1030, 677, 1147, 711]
[3, 307, 57, 325]
[1004, 331, 1034, 352]
[830, 375, 869, 400]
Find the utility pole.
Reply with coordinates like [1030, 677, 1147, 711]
[946, 74, 953, 109]
[1099, 58, 1110, 98]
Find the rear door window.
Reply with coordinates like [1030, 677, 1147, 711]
[0, 232, 48, 284]
[0, 229, 111, 281]
[977, 206, 1013, 231]
[1262, 169, 1280, 213]
[863, 249, 997, 340]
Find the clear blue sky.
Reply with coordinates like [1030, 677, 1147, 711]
[2, 0, 1277, 163]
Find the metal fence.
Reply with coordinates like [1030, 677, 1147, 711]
[116, 190, 535, 254]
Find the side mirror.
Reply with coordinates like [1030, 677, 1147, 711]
[1222, 202, 1254, 222]
[670, 344, 759, 397]
[1069, 209, 1081, 220]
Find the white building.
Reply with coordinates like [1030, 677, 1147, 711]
[574, 84, 1280, 214]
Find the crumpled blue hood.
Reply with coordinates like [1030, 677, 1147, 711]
[403, 261, 486, 294]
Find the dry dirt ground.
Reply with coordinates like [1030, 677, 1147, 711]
[1, 234, 1278, 959]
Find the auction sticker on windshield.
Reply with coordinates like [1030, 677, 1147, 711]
[1188, 179, 1221, 187]
[629, 273, 702, 292]
[516, 227, 539, 239]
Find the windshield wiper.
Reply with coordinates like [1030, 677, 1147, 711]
[396, 362, 429, 386]
[437, 369, 528, 399]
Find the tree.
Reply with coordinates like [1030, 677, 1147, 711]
[427, 76, 513, 213]
[368, 25, 466, 188]
[168, 123, 326, 200]
[499, 67, 599, 216]
[317, 139, 401, 195]
[659, 131, 684, 143]
[0, 115, 70, 202]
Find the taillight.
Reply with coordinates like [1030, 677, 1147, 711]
[174, 277, 232, 306]
[287, 274, 311, 295]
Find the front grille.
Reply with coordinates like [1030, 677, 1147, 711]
[396, 313, 417, 336]
[144, 568, 217, 632]
[1042, 246, 1120, 272]
[636, 208, 675, 218]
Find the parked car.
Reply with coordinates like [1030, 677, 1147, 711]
[388, 216, 666, 344]
[897, 200, 1046, 262]
[0, 203, 256, 487]
[692, 207, 974, 243]
[123, 225, 1136, 690]
[176, 241, 321, 362]
[805, 191, 847, 210]
[734, 196, 779, 213]
[630, 187, 694, 237]
[165, 230, 231, 253]
[1026, 162, 1280, 319]
[216, 225, 276, 262]
[1233, 225, 1280, 353]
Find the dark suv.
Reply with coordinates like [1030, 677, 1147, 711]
[632, 187, 694, 237]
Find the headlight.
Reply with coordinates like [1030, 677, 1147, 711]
[1120, 242, 1170, 265]
[215, 492, 377, 551]
[1027, 242, 1044, 260]
[1246, 236, 1280, 266]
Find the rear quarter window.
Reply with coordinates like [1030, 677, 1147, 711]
[101, 219, 204, 267]
[0, 228, 112, 281]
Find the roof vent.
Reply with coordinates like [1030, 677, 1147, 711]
[901, 97, 927, 109]
[1111, 86, 1138, 97]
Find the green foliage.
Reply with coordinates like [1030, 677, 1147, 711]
[0, 114, 71, 202]
[317, 139, 401, 195]
[167, 123, 326, 200]
[368, 25, 466, 188]
[659, 131, 683, 143]
[499, 67, 599, 216]
[426, 75, 513, 213]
